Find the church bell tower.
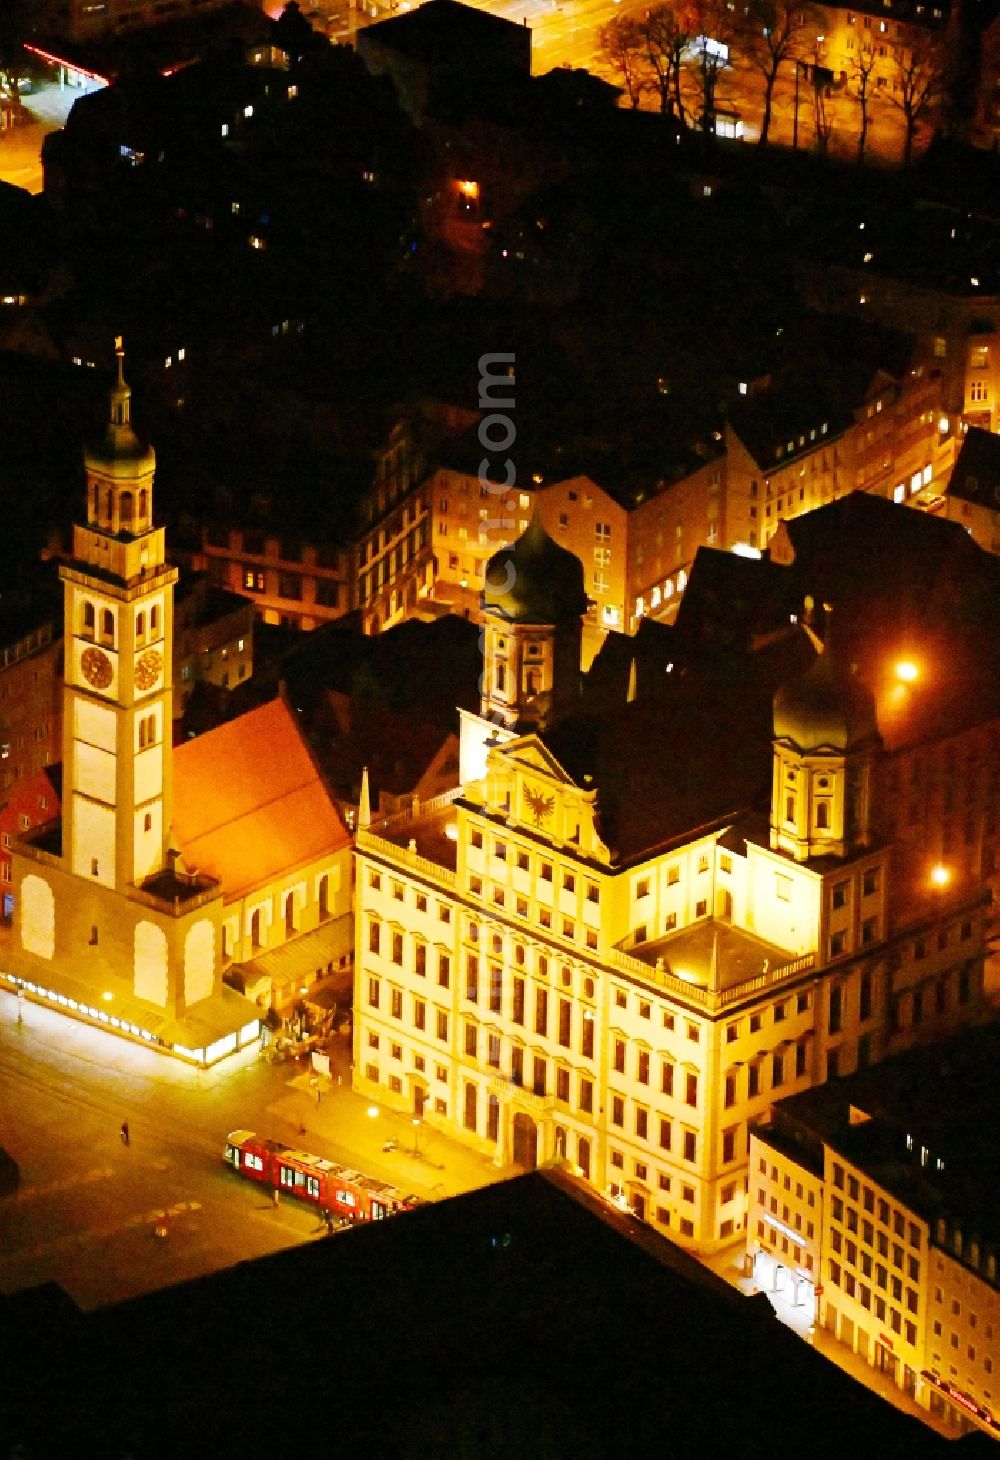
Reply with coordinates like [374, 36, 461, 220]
[60, 339, 178, 894]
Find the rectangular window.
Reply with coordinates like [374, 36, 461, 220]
[536, 988, 549, 1037]
[558, 998, 571, 1047]
[579, 1077, 593, 1113]
[436, 1009, 448, 1041]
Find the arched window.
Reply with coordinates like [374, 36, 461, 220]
[139, 488, 149, 519]
[150, 605, 159, 634]
[250, 908, 262, 949]
[136, 611, 145, 641]
[120, 491, 134, 527]
[816, 801, 830, 830]
[577, 1135, 591, 1180]
[318, 874, 329, 920]
[284, 894, 295, 936]
[82, 601, 95, 637]
[102, 609, 114, 644]
[105, 488, 113, 523]
[785, 795, 795, 824]
[464, 1081, 477, 1132]
[496, 662, 506, 694]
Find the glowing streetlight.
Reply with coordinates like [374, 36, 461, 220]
[102, 991, 113, 1002]
[930, 864, 951, 889]
[894, 660, 919, 684]
[411, 1117, 422, 1157]
[366, 1104, 380, 1119]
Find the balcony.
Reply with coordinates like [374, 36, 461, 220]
[613, 919, 814, 1013]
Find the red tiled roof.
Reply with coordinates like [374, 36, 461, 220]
[173, 696, 349, 897]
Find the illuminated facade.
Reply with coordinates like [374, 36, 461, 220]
[2, 347, 351, 1061]
[353, 520, 987, 1252]
[748, 1025, 1000, 1439]
[353, 364, 954, 657]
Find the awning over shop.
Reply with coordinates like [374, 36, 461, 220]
[235, 913, 354, 1001]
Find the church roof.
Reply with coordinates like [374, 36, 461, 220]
[482, 516, 589, 625]
[172, 696, 350, 898]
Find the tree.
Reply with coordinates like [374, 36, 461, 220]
[680, 0, 734, 136]
[735, 0, 821, 146]
[642, 3, 696, 125]
[597, 14, 649, 109]
[848, 38, 878, 162]
[884, 29, 948, 165]
[0, 0, 40, 104]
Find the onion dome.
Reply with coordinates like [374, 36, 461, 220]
[482, 516, 589, 624]
[773, 640, 878, 753]
[84, 339, 156, 481]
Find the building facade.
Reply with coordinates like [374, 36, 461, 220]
[748, 1026, 1000, 1439]
[353, 521, 988, 1253]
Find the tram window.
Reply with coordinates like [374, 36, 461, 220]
[336, 1188, 357, 1207]
[245, 1153, 263, 1172]
[280, 1166, 295, 1187]
[372, 1202, 386, 1220]
[307, 1177, 320, 1198]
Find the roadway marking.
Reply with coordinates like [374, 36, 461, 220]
[1, 1200, 203, 1260]
[4, 1167, 115, 1204]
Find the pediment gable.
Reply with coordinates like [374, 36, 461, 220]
[495, 733, 579, 788]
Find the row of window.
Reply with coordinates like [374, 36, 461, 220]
[468, 831, 601, 902]
[80, 600, 161, 646]
[465, 875, 600, 947]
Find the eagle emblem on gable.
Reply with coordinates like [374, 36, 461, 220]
[524, 784, 555, 827]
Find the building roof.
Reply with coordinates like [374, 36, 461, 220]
[0, 1168, 953, 1459]
[172, 695, 350, 898]
[544, 629, 816, 865]
[771, 1023, 1000, 1253]
[949, 426, 1000, 508]
[358, 0, 531, 68]
[678, 495, 1000, 753]
[482, 516, 589, 625]
[772, 631, 879, 754]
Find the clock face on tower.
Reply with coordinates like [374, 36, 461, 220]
[81, 646, 113, 690]
[135, 648, 163, 692]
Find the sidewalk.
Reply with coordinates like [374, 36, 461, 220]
[703, 1240, 954, 1440]
[261, 1034, 512, 1202]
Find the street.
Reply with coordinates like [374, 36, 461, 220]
[0, 989, 502, 1310]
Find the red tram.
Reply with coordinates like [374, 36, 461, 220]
[224, 1130, 420, 1221]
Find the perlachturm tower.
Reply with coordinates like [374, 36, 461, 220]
[7, 342, 259, 1063]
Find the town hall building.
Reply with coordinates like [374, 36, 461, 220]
[353, 514, 991, 1253]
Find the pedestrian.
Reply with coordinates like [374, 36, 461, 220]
[272, 1186, 280, 1207]
[120, 1120, 130, 1147]
[315, 1086, 321, 1106]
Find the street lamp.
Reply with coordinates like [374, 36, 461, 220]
[930, 864, 951, 890]
[411, 1117, 422, 1157]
